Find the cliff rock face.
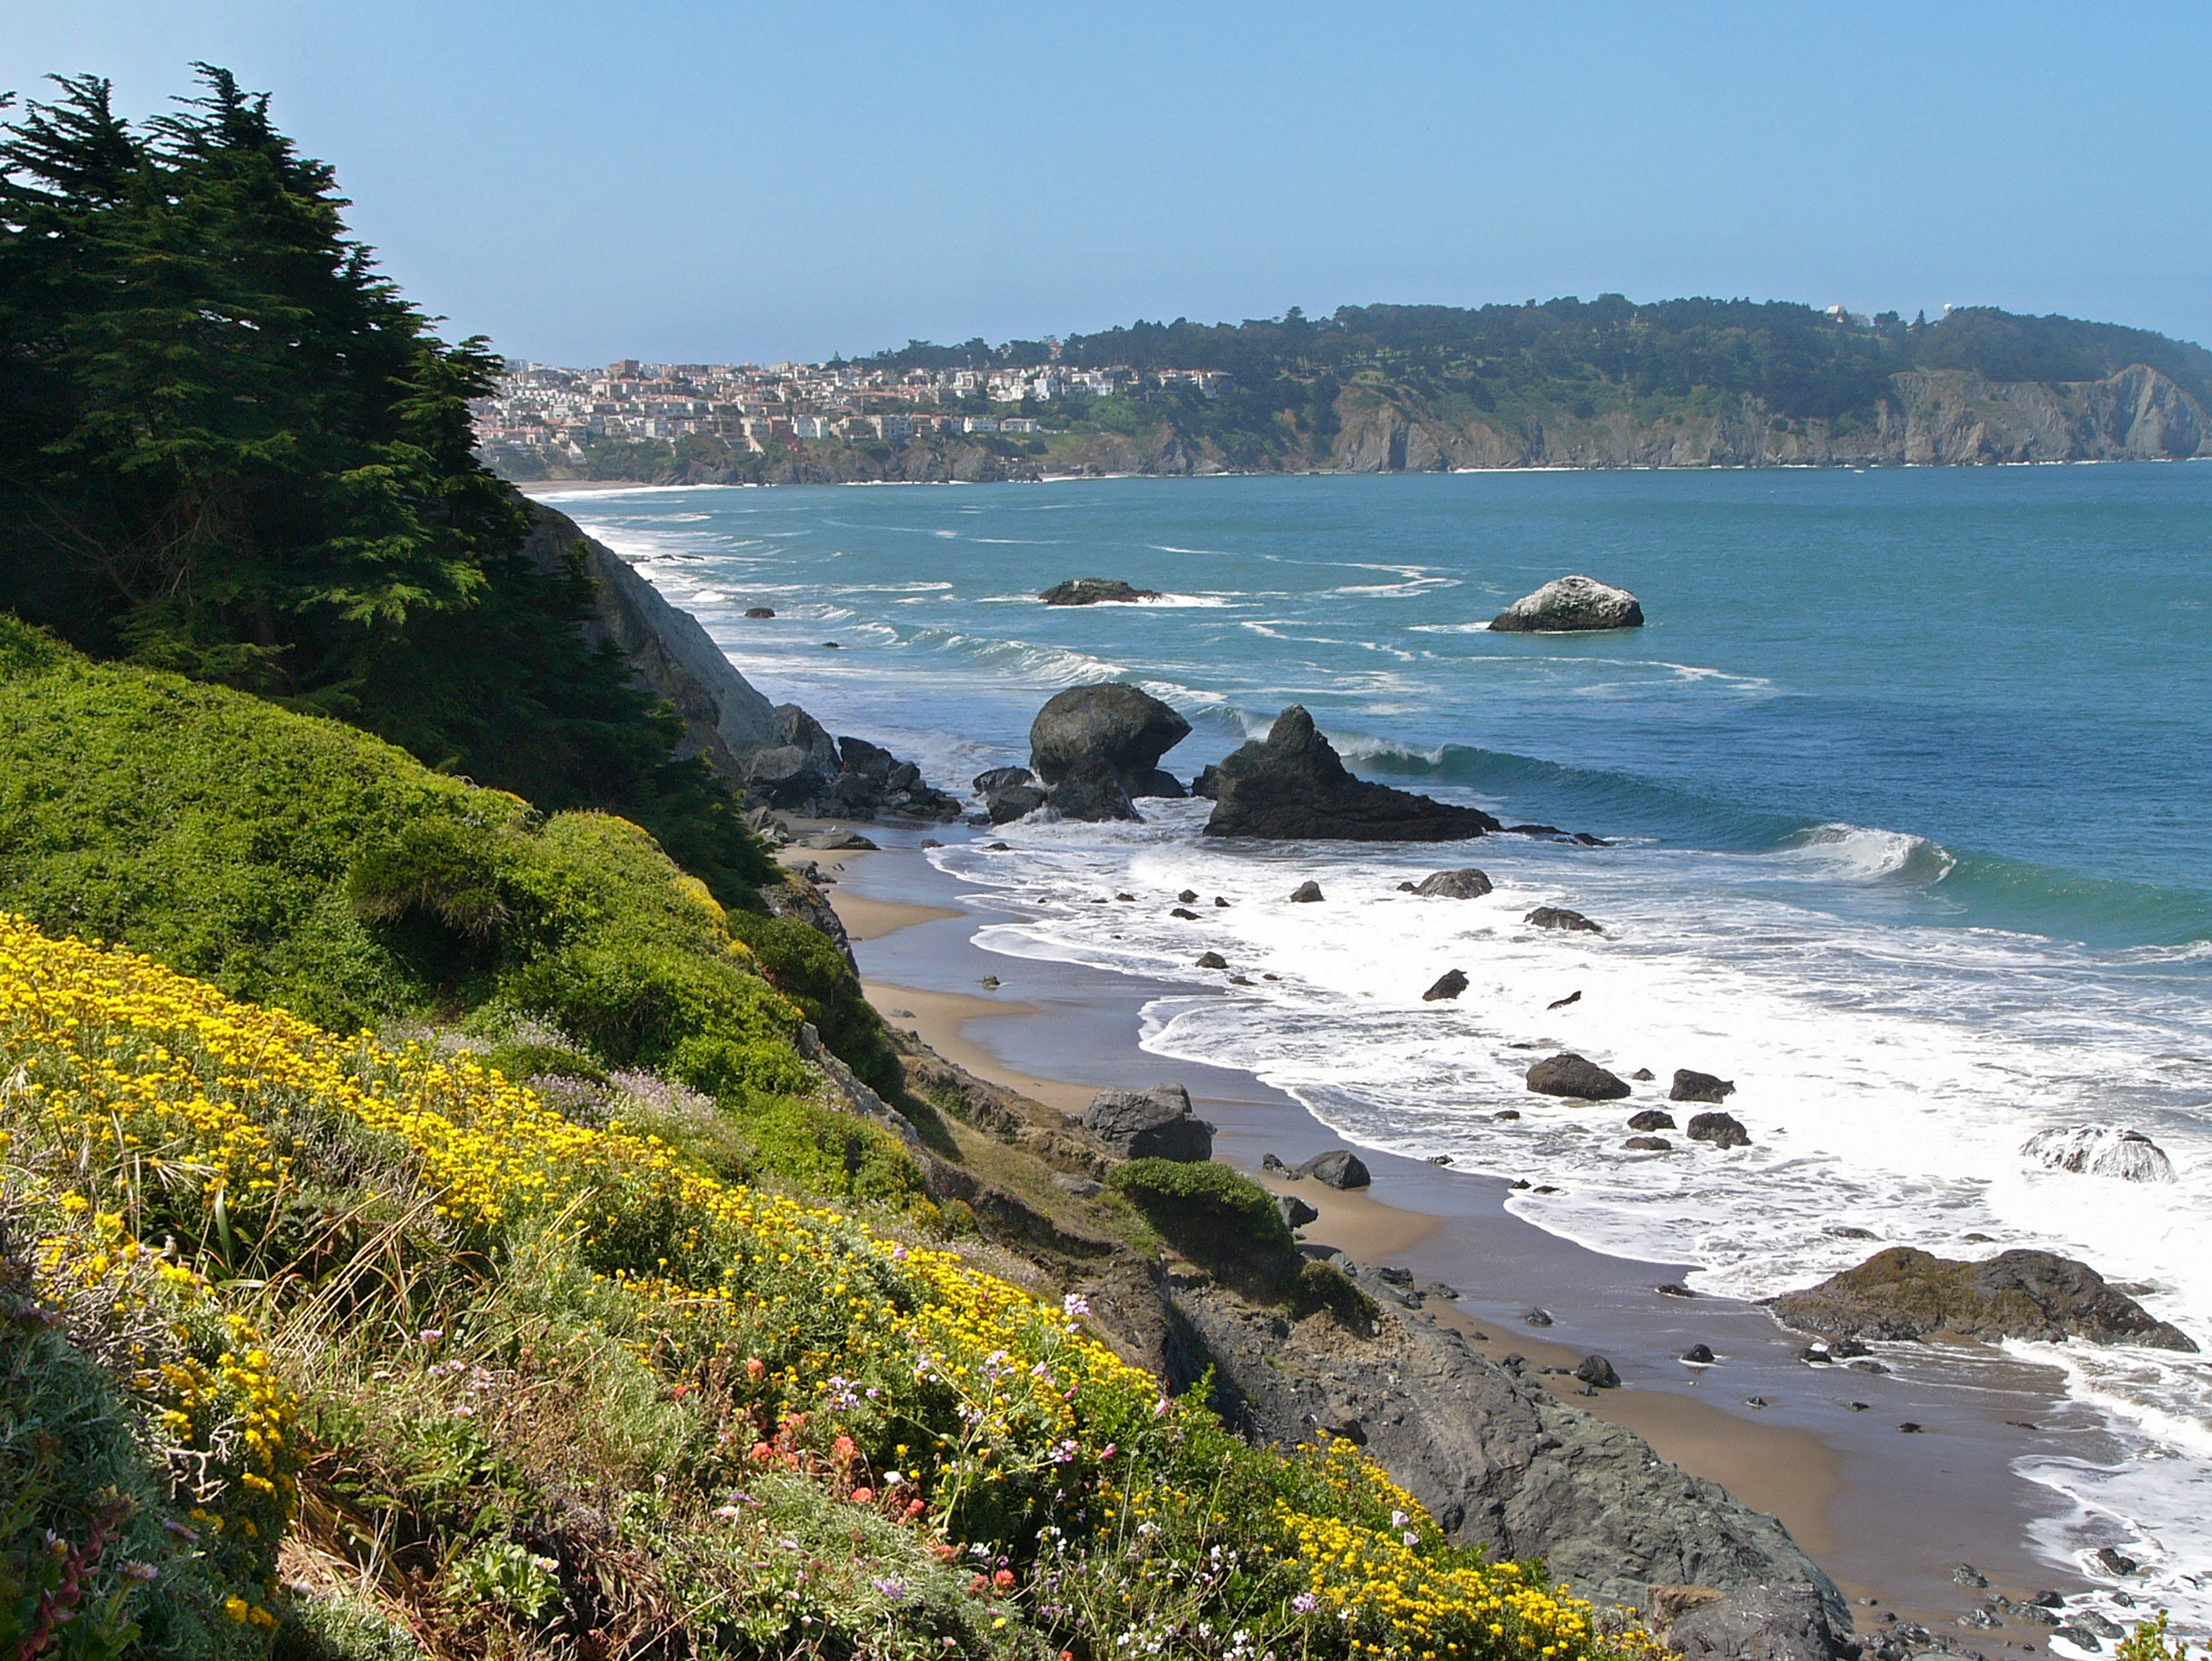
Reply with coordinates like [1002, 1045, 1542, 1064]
[1320, 364, 2211, 472]
[521, 502, 782, 772]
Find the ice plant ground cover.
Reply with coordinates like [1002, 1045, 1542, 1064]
[0, 912, 1672, 1659]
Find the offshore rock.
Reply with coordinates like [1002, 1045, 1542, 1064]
[2020, 1125, 2176, 1183]
[1686, 1112, 1752, 1149]
[974, 765, 1049, 824]
[1290, 880, 1325, 903]
[1489, 576, 1646, 633]
[1767, 1246, 2198, 1351]
[1029, 683, 1192, 797]
[1526, 1054, 1632, 1101]
[1046, 757, 1140, 823]
[1414, 868, 1495, 899]
[1191, 764, 1222, 800]
[1629, 1110, 1677, 1132]
[1124, 767, 1187, 799]
[1423, 969, 1470, 1002]
[1205, 706, 1503, 842]
[1040, 576, 1163, 606]
[1671, 1070, 1738, 1104]
[1525, 906, 1603, 934]
[1082, 1084, 1213, 1162]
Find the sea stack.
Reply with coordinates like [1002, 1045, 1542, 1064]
[1489, 576, 1645, 633]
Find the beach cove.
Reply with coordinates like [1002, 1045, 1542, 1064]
[533, 463, 2212, 1642]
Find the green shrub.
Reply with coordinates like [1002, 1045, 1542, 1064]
[727, 909, 903, 1100]
[479, 1041, 607, 1086]
[1109, 1158, 1299, 1285]
[738, 1099, 929, 1209]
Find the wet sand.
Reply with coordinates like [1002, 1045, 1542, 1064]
[824, 831, 2105, 1638]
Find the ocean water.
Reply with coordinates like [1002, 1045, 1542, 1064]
[540, 466, 2212, 1623]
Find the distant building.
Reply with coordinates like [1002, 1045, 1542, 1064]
[1000, 416, 1039, 434]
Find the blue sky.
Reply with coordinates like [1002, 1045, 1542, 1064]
[6, 2, 2207, 365]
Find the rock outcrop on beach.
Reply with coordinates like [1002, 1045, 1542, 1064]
[1664, 1581, 1856, 1661]
[1028, 683, 1193, 817]
[1489, 576, 1646, 633]
[1081, 1084, 1214, 1162]
[743, 705, 963, 822]
[2020, 1124, 2176, 1183]
[1527, 1054, 1632, 1100]
[974, 765, 1049, 823]
[1039, 577, 1163, 606]
[1045, 757, 1141, 822]
[1205, 706, 1503, 842]
[1768, 1246, 2199, 1351]
[1293, 1150, 1372, 1189]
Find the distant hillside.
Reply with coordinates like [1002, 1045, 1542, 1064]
[509, 298, 2212, 485]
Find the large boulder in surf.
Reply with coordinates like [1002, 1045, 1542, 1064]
[1526, 1054, 1632, 1100]
[1671, 1070, 1736, 1104]
[974, 765, 1048, 824]
[1767, 1246, 2198, 1351]
[1029, 683, 1192, 799]
[2020, 1125, 2176, 1183]
[1040, 577, 1162, 606]
[1414, 868, 1493, 899]
[1045, 757, 1140, 823]
[1488, 575, 1645, 633]
[1082, 1084, 1213, 1162]
[1204, 706, 1502, 842]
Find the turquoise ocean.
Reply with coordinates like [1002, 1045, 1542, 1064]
[541, 465, 2212, 1622]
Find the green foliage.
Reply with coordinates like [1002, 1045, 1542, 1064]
[1109, 1159, 1299, 1287]
[0, 69, 772, 914]
[727, 907, 904, 1100]
[737, 1098, 929, 1209]
[2113, 1613, 2202, 1661]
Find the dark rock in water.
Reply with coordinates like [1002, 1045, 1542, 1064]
[1290, 880, 1325, 902]
[1629, 1109, 1677, 1132]
[1951, 1563, 1991, 1588]
[1414, 868, 1494, 899]
[1631, 1067, 1656, 1081]
[1672, 1069, 1738, 1103]
[1683, 1344, 1717, 1364]
[972, 764, 1048, 823]
[1625, 1135, 1673, 1152]
[1427, 1154, 1453, 1165]
[1488, 575, 1645, 633]
[1213, 895, 1231, 907]
[1295, 1150, 1372, 1190]
[1508, 1178, 1532, 1189]
[1195, 951, 1229, 969]
[1177, 889, 1200, 904]
[1228, 974, 1252, 985]
[1046, 757, 1140, 822]
[1899, 1421, 1924, 1434]
[1547, 990, 1582, 1010]
[1826, 1225, 1877, 1241]
[1523, 1308, 1553, 1326]
[1666, 1582, 1851, 1661]
[1575, 1354, 1621, 1388]
[2056, 1625, 2107, 1652]
[1423, 969, 1469, 1002]
[1687, 1112, 1752, 1149]
[1527, 1053, 1632, 1100]
[822, 640, 843, 648]
[2022, 1124, 2177, 1183]
[1278, 1193, 1320, 1229]
[1040, 576, 1162, 606]
[1082, 1083, 1213, 1162]
[974, 765, 1034, 793]
[1657, 1283, 1696, 1298]
[1769, 1247, 2199, 1351]
[986, 842, 1011, 851]
[919, 838, 942, 849]
[2094, 1546, 2139, 1577]
[1203, 705, 1503, 842]
[743, 606, 776, 618]
[1493, 1110, 1521, 1121]
[1170, 906, 1200, 920]
[1526, 905, 1603, 934]
[1125, 767, 1187, 799]
[839, 734, 897, 780]
[1191, 764, 1221, 800]
[1029, 682, 1191, 791]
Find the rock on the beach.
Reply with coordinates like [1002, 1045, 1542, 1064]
[1628, 1109, 1677, 1132]
[1278, 1193, 1320, 1230]
[1686, 1112, 1752, 1149]
[1767, 1246, 2199, 1350]
[1295, 1150, 1372, 1189]
[1574, 1354, 1621, 1388]
[1671, 1069, 1737, 1104]
[1525, 905, 1603, 934]
[1203, 705, 1503, 842]
[1081, 1084, 1214, 1162]
[1029, 682, 1192, 790]
[1526, 1053, 1632, 1100]
[1423, 969, 1470, 1002]
[1290, 880, 1325, 902]
[1045, 756, 1141, 822]
[1488, 575, 1646, 634]
[1666, 1582, 1853, 1661]
[1414, 868, 1495, 899]
[2020, 1125, 2177, 1183]
[1039, 576, 1163, 606]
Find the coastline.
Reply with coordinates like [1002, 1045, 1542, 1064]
[816, 833, 2113, 1644]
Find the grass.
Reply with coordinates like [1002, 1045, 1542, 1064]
[2, 915, 1673, 1661]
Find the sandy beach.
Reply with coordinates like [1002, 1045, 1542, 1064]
[814, 829, 2106, 1642]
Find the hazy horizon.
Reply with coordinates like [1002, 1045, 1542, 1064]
[7, 2, 2209, 366]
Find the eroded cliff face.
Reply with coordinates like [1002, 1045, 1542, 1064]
[1321, 363, 2211, 472]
